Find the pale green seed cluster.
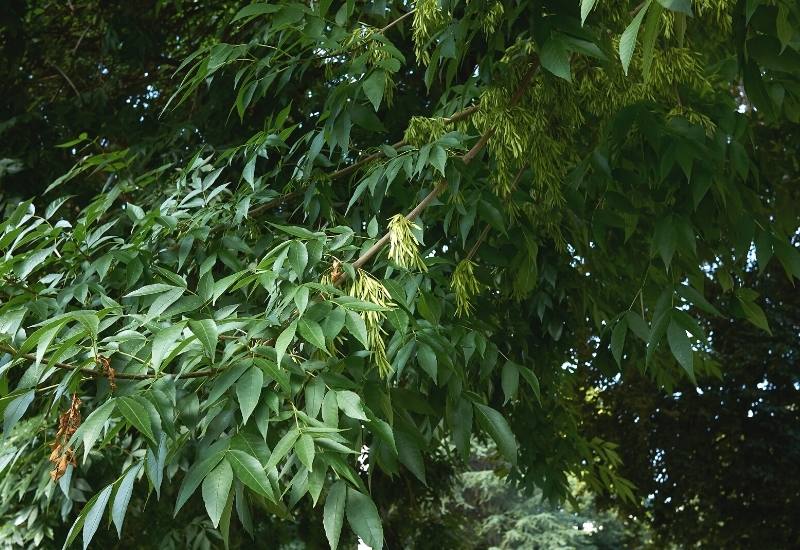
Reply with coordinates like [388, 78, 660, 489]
[473, 56, 582, 204]
[388, 214, 427, 272]
[403, 116, 448, 147]
[350, 270, 395, 378]
[482, 1, 505, 36]
[664, 0, 734, 38]
[451, 259, 482, 316]
[343, 26, 396, 106]
[413, 0, 449, 65]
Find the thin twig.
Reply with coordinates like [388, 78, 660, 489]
[379, 9, 415, 34]
[466, 225, 491, 261]
[50, 63, 81, 99]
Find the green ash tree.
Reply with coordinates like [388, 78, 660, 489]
[1, 0, 799, 548]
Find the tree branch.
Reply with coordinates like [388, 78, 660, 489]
[341, 58, 540, 276]
[50, 63, 81, 99]
[246, 103, 481, 217]
[0, 342, 220, 381]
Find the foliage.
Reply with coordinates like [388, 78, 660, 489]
[0, 0, 799, 548]
[583, 265, 800, 549]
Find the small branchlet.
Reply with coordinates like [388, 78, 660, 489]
[388, 214, 427, 272]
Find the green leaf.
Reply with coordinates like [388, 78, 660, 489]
[112, 463, 142, 538]
[289, 241, 309, 277]
[151, 323, 185, 373]
[667, 317, 694, 381]
[265, 427, 299, 470]
[776, 7, 792, 53]
[653, 216, 677, 270]
[232, 2, 281, 22]
[117, 396, 156, 446]
[147, 287, 185, 319]
[518, 367, 541, 404]
[322, 390, 339, 428]
[123, 283, 177, 298]
[417, 342, 438, 381]
[236, 366, 263, 424]
[336, 390, 368, 421]
[640, 2, 663, 79]
[474, 403, 517, 465]
[581, 0, 598, 25]
[83, 484, 113, 550]
[305, 377, 325, 418]
[619, 1, 651, 75]
[275, 320, 297, 367]
[540, 36, 572, 81]
[3, 390, 34, 436]
[429, 145, 447, 176]
[610, 319, 627, 366]
[362, 70, 386, 111]
[737, 293, 772, 334]
[189, 319, 218, 360]
[75, 398, 116, 462]
[254, 357, 291, 394]
[656, 0, 692, 16]
[345, 311, 369, 349]
[323, 481, 346, 550]
[366, 410, 397, 455]
[227, 449, 275, 500]
[677, 284, 722, 316]
[295, 285, 310, 315]
[295, 433, 315, 471]
[174, 452, 226, 515]
[202, 459, 233, 528]
[298, 317, 327, 351]
[346, 488, 384, 550]
[396, 430, 426, 484]
[646, 310, 671, 365]
[501, 360, 519, 403]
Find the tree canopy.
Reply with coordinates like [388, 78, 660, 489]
[1, 0, 799, 548]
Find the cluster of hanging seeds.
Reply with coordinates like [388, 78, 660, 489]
[48, 394, 81, 482]
[451, 259, 483, 316]
[388, 214, 427, 272]
[350, 270, 394, 378]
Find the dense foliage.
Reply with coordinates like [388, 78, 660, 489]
[584, 265, 800, 549]
[1, 0, 799, 548]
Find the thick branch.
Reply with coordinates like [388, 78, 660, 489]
[0, 342, 220, 381]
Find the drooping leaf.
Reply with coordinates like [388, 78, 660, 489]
[235, 366, 263, 424]
[227, 449, 275, 501]
[346, 488, 384, 550]
[474, 403, 517, 465]
[112, 463, 142, 538]
[619, 1, 651, 75]
[202, 459, 233, 528]
[189, 319, 218, 360]
[117, 396, 156, 446]
[323, 481, 346, 550]
[83, 484, 113, 550]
